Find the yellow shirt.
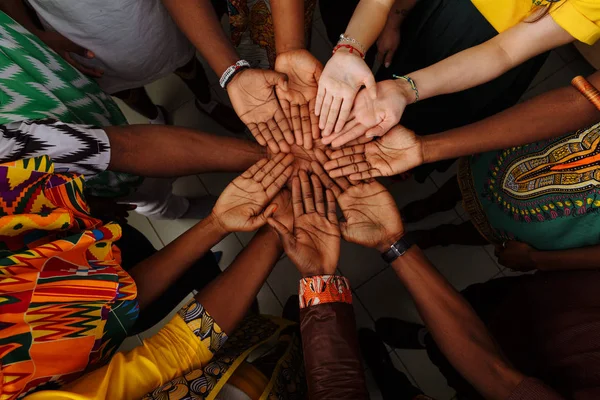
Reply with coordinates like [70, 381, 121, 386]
[471, 0, 600, 44]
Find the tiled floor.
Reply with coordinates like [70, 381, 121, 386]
[114, 11, 595, 400]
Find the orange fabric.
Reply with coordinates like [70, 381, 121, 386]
[299, 275, 352, 309]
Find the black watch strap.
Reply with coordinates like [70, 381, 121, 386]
[381, 237, 413, 263]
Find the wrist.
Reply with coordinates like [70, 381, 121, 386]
[394, 77, 417, 104]
[376, 231, 405, 253]
[333, 45, 364, 60]
[277, 43, 305, 55]
[205, 211, 230, 237]
[528, 249, 543, 270]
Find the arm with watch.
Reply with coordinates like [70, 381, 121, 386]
[161, 0, 293, 154]
[309, 155, 564, 400]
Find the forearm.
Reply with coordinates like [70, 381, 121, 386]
[384, 0, 416, 30]
[409, 17, 573, 102]
[195, 227, 282, 333]
[533, 244, 600, 272]
[421, 72, 600, 163]
[106, 125, 265, 177]
[391, 247, 524, 400]
[271, 0, 304, 54]
[345, 0, 394, 49]
[161, 0, 239, 75]
[0, 0, 40, 33]
[128, 214, 228, 310]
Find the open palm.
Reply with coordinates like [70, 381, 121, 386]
[212, 154, 294, 232]
[275, 50, 322, 148]
[227, 68, 294, 153]
[324, 125, 424, 180]
[268, 171, 340, 276]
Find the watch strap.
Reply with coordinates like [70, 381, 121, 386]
[381, 237, 413, 263]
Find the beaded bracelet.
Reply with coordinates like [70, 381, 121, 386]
[219, 60, 251, 89]
[338, 33, 366, 54]
[332, 43, 365, 59]
[393, 74, 419, 103]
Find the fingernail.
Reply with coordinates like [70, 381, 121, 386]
[86, 50, 95, 58]
[385, 62, 390, 68]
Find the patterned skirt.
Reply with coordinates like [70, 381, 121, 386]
[459, 122, 600, 251]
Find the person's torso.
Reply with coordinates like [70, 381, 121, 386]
[471, 0, 555, 32]
[26, 0, 194, 93]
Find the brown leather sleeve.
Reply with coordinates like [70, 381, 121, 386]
[507, 377, 567, 400]
[300, 302, 369, 400]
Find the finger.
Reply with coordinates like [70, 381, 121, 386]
[309, 98, 320, 140]
[331, 123, 369, 148]
[279, 97, 292, 121]
[315, 85, 325, 117]
[325, 189, 338, 224]
[377, 50, 385, 65]
[330, 162, 371, 179]
[247, 123, 267, 147]
[267, 119, 290, 153]
[328, 153, 367, 169]
[329, 145, 366, 160]
[291, 176, 304, 218]
[267, 217, 295, 249]
[266, 165, 294, 198]
[264, 70, 289, 89]
[311, 161, 343, 198]
[323, 96, 343, 137]
[261, 153, 294, 187]
[299, 170, 315, 214]
[312, 153, 352, 191]
[364, 73, 377, 100]
[253, 153, 286, 181]
[274, 108, 295, 145]
[350, 169, 381, 181]
[300, 104, 313, 150]
[290, 104, 302, 145]
[259, 122, 280, 154]
[311, 174, 326, 216]
[334, 97, 353, 133]
[345, 135, 373, 146]
[242, 158, 270, 178]
[318, 93, 334, 132]
[384, 49, 395, 69]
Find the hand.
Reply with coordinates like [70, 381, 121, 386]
[212, 153, 294, 232]
[316, 49, 377, 138]
[275, 50, 323, 149]
[269, 189, 294, 233]
[377, 24, 401, 69]
[494, 241, 537, 272]
[322, 79, 410, 147]
[288, 139, 327, 177]
[311, 160, 404, 250]
[227, 68, 294, 153]
[324, 125, 423, 180]
[38, 31, 103, 78]
[268, 170, 340, 276]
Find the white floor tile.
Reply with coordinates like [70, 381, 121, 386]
[138, 293, 195, 340]
[554, 43, 580, 64]
[352, 294, 376, 330]
[429, 160, 458, 189]
[172, 99, 237, 137]
[395, 349, 456, 400]
[424, 245, 501, 291]
[117, 334, 143, 353]
[339, 241, 388, 288]
[521, 58, 593, 101]
[211, 233, 245, 271]
[145, 73, 195, 113]
[266, 257, 303, 305]
[235, 230, 257, 247]
[172, 175, 209, 197]
[112, 97, 147, 125]
[356, 267, 423, 324]
[149, 217, 197, 245]
[364, 352, 418, 399]
[126, 211, 164, 250]
[257, 284, 283, 317]
[199, 171, 239, 196]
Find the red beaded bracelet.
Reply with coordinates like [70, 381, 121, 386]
[332, 44, 365, 59]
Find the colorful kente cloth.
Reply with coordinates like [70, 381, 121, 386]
[0, 12, 142, 197]
[227, 0, 316, 68]
[0, 156, 138, 399]
[459, 121, 600, 250]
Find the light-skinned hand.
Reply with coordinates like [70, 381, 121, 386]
[311, 159, 404, 251]
[275, 49, 323, 149]
[227, 68, 294, 153]
[324, 125, 423, 180]
[38, 31, 103, 78]
[322, 79, 411, 147]
[268, 170, 340, 277]
[316, 48, 377, 138]
[212, 153, 294, 232]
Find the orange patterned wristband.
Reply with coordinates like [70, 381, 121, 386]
[299, 275, 352, 309]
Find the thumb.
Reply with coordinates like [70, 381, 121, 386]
[267, 217, 295, 247]
[363, 74, 377, 100]
[265, 70, 289, 91]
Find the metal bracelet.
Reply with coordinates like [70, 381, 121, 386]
[392, 74, 419, 103]
[338, 33, 366, 54]
[219, 60, 251, 89]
